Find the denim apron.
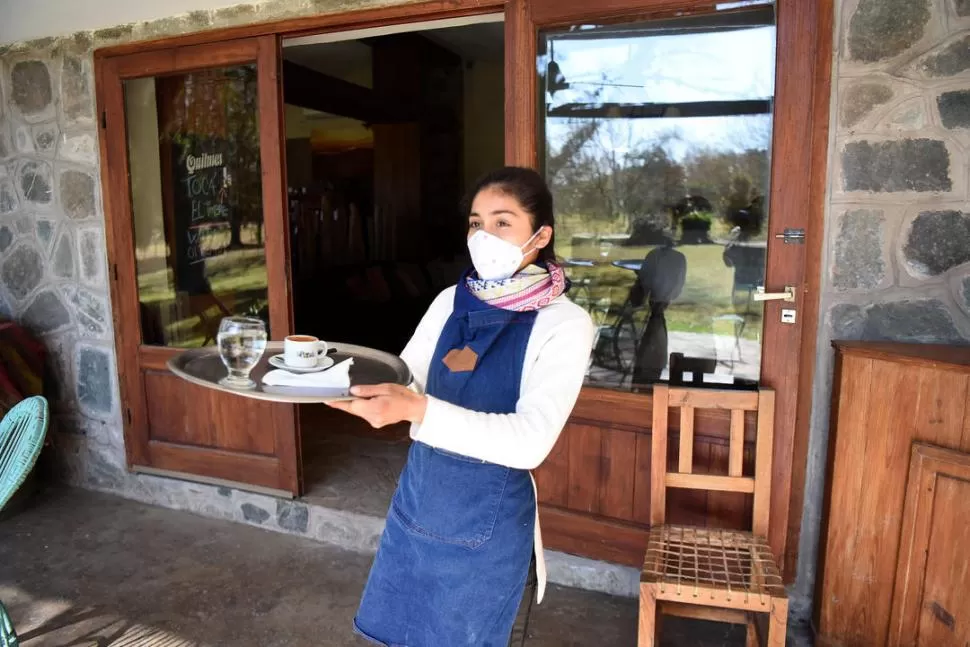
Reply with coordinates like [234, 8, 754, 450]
[355, 276, 538, 647]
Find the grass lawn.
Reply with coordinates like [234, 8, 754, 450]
[136, 247, 269, 348]
[559, 241, 764, 340]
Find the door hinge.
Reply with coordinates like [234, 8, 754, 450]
[101, 111, 107, 129]
[774, 228, 805, 244]
[125, 408, 132, 425]
[112, 263, 119, 281]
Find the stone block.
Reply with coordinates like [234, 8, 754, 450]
[1, 242, 44, 301]
[277, 500, 309, 533]
[60, 132, 97, 164]
[877, 98, 927, 132]
[77, 227, 105, 286]
[842, 139, 951, 192]
[36, 219, 55, 252]
[904, 210, 970, 276]
[0, 225, 12, 252]
[0, 291, 11, 319]
[44, 332, 76, 410]
[18, 160, 53, 204]
[833, 209, 886, 290]
[13, 213, 34, 234]
[848, 0, 931, 63]
[920, 35, 970, 77]
[32, 123, 58, 153]
[939, 90, 970, 129]
[0, 180, 16, 215]
[831, 300, 966, 344]
[22, 289, 72, 335]
[14, 214, 31, 234]
[60, 169, 96, 220]
[76, 344, 114, 416]
[11, 60, 53, 116]
[842, 83, 893, 128]
[52, 229, 75, 278]
[955, 0, 970, 17]
[14, 126, 35, 153]
[241, 503, 270, 524]
[61, 56, 93, 122]
[65, 286, 110, 337]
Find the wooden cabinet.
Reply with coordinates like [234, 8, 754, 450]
[816, 342, 970, 647]
[888, 444, 970, 647]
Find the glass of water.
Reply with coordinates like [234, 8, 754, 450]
[216, 316, 267, 389]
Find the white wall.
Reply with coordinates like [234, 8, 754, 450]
[0, 0, 267, 45]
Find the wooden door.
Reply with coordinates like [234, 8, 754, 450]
[889, 443, 970, 647]
[97, 36, 301, 495]
[506, 0, 831, 573]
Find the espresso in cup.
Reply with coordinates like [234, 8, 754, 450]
[283, 335, 328, 368]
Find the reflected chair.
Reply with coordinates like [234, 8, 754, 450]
[0, 396, 50, 647]
[638, 386, 787, 646]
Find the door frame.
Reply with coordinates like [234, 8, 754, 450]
[506, 0, 833, 575]
[93, 0, 831, 573]
[96, 35, 301, 494]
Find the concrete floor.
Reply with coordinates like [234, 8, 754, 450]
[1, 487, 748, 646]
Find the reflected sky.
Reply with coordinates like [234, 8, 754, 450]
[543, 17, 776, 161]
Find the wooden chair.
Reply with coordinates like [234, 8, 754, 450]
[639, 386, 786, 647]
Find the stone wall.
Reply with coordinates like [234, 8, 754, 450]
[0, 0, 428, 565]
[795, 0, 970, 615]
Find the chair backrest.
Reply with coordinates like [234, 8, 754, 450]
[650, 385, 774, 536]
[0, 396, 49, 512]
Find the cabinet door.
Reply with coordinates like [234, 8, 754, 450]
[889, 443, 970, 646]
[98, 37, 300, 494]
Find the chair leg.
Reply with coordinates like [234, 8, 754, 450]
[745, 613, 760, 647]
[638, 585, 657, 647]
[766, 598, 788, 647]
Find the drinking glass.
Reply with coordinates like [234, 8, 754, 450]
[216, 316, 267, 389]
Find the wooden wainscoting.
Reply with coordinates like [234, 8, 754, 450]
[535, 387, 756, 567]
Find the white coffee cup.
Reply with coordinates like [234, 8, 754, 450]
[283, 335, 328, 368]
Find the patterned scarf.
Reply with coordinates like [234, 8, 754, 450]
[466, 263, 568, 312]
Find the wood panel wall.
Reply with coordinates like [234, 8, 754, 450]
[816, 343, 970, 647]
[535, 386, 757, 566]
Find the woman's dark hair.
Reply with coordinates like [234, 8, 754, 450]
[463, 166, 557, 263]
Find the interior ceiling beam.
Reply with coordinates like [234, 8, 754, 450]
[281, 60, 415, 124]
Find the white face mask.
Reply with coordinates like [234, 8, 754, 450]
[467, 228, 543, 281]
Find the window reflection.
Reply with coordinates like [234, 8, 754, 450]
[125, 65, 270, 348]
[540, 7, 776, 391]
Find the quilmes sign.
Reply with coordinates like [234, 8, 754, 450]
[185, 151, 224, 174]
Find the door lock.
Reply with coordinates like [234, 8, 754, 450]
[753, 285, 796, 303]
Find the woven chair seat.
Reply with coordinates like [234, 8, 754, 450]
[642, 525, 785, 610]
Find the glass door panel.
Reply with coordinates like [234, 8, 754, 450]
[539, 6, 776, 391]
[124, 64, 269, 348]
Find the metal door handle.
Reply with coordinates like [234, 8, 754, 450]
[753, 286, 796, 302]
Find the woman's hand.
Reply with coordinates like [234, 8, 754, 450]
[326, 384, 428, 428]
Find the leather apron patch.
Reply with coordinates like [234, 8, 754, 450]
[442, 346, 478, 373]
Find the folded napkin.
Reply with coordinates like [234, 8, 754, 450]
[262, 358, 354, 388]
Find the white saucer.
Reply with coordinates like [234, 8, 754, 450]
[269, 354, 335, 373]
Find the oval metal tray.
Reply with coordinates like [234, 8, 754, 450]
[166, 341, 412, 403]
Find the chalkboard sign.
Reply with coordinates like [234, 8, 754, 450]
[171, 135, 232, 295]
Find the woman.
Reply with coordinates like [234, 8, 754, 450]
[329, 167, 595, 646]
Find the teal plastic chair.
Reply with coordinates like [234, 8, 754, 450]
[0, 395, 50, 647]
